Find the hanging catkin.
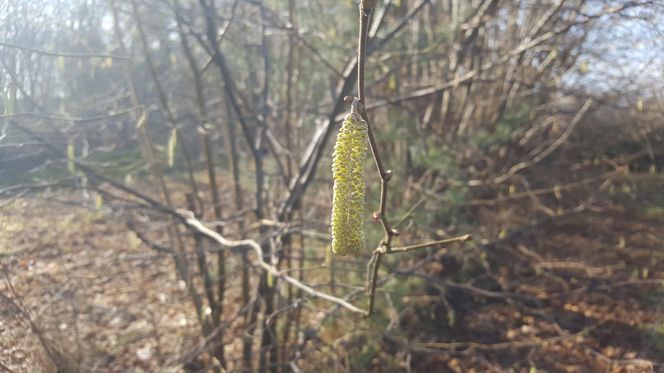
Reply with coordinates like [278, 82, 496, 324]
[331, 100, 368, 256]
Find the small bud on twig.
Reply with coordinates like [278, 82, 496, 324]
[372, 211, 382, 221]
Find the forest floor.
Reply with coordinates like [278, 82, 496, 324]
[1, 192, 663, 372]
[407, 204, 664, 373]
[0, 196, 200, 372]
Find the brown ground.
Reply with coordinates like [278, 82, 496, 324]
[1, 196, 198, 372]
[1, 193, 663, 372]
[403, 206, 664, 373]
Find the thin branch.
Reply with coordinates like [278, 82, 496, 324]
[401, 325, 595, 354]
[0, 189, 27, 209]
[357, 0, 472, 316]
[493, 97, 594, 184]
[356, 0, 399, 316]
[464, 169, 623, 206]
[180, 211, 369, 316]
[0, 107, 143, 123]
[0, 361, 18, 373]
[127, 221, 174, 254]
[375, 234, 472, 254]
[131, 0, 203, 212]
[366, 251, 382, 315]
[278, 0, 432, 220]
[0, 40, 130, 60]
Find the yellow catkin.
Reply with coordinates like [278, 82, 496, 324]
[167, 128, 177, 168]
[331, 103, 368, 256]
[67, 141, 76, 174]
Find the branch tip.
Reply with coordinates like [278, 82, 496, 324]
[361, 0, 376, 11]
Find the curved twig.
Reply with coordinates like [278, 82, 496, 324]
[180, 211, 369, 316]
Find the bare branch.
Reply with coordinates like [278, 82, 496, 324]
[375, 234, 473, 255]
[0, 40, 130, 60]
[180, 211, 369, 315]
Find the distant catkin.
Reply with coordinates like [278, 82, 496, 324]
[331, 106, 368, 256]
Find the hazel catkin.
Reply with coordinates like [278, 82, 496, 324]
[331, 106, 368, 256]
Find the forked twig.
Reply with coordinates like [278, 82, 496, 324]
[354, 0, 471, 315]
[181, 211, 369, 316]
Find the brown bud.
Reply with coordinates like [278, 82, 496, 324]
[372, 211, 381, 222]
